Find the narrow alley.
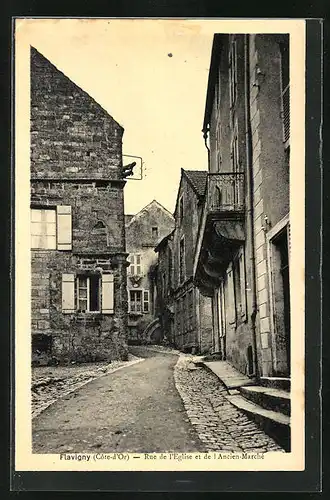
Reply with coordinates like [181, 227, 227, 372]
[32, 347, 284, 454]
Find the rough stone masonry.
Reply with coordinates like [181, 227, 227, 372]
[30, 47, 129, 365]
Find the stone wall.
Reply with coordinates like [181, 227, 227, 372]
[30, 47, 128, 365]
[31, 47, 123, 181]
[249, 34, 290, 376]
[125, 201, 175, 343]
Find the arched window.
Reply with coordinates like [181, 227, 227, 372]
[215, 186, 222, 208]
[93, 220, 106, 230]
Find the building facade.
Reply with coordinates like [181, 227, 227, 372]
[156, 169, 213, 354]
[194, 34, 290, 379]
[125, 200, 175, 343]
[30, 47, 129, 365]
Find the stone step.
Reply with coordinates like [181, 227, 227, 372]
[239, 385, 291, 416]
[260, 376, 291, 391]
[226, 394, 291, 451]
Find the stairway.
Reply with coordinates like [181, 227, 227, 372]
[226, 377, 291, 451]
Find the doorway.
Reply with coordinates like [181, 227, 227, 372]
[270, 226, 291, 376]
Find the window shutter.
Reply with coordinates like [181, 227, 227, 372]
[239, 250, 247, 321]
[227, 265, 236, 325]
[57, 205, 72, 251]
[102, 273, 114, 314]
[143, 290, 149, 313]
[62, 273, 75, 313]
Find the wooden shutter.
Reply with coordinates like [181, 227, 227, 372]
[227, 264, 236, 325]
[62, 273, 75, 313]
[57, 205, 72, 251]
[143, 290, 149, 313]
[102, 273, 114, 314]
[239, 249, 247, 321]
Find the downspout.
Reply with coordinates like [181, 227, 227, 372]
[203, 128, 211, 169]
[244, 35, 260, 380]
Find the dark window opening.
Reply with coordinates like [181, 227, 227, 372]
[234, 258, 242, 317]
[152, 226, 158, 238]
[77, 275, 100, 312]
[32, 334, 52, 354]
[179, 196, 184, 223]
[93, 220, 106, 229]
[179, 238, 185, 283]
[89, 275, 100, 312]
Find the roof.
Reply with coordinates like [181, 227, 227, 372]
[184, 170, 208, 198]
[154, 229, 175, 253]
[125, 199, 174, 227]
[31, 47, 124, 131]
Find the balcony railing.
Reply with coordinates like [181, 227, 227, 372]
[207, 172, 245, 212]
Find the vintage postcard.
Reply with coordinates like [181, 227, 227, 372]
[14, 18, 306, 474]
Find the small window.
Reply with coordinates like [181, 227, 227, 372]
[130, 290, 142, 313]
[77, 275, 100, 312]
[143, 290, 150, 313]
[179, 196, 184, 224]
[152, 226, 158, 238]
[31, 208, 57, 249]
[93, 220, 106, 229]
[229, 38, 238, 109]
[179, 238, 185, 283]
[128, 254, 142, 276]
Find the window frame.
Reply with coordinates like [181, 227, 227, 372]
[31, 207, 57, 250]
[76, 274, 101, 313]
[128, 253, 142, 276]
[129, 289, 143, 314]
[229, 37, 238, 110]
[179, 236, 185, 284]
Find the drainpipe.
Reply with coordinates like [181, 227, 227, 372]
[203, 128, 211, 169]
[244, 34, 260, 380]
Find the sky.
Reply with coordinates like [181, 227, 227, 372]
[17, 18, 218, 215]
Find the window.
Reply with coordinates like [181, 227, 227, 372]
[77, 275, 100, 312]
[128, 254, 142, 275]
[233, 248, 247, 322]
[229, 38, 238, 109]
[231, 125, 239, 172]
[152, 226, 158, 238]
[279, 38, 290, 147]
[216, 122, 222, 170]
[129, 290, 142, 313]
[31, 205, 72, 250]
[162, 272, 166, 296]
[31, 208, 56, 249]
[179, 237, 185, 283]
[168, 248, 173, 289]
[179, 196, 184, 224]
[129, 289, 149, 314]
[62, 272, 114, 314]
[143, 290, 150, 313]
[188, 290, 194, 330]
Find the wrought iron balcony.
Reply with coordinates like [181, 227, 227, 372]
[207, 172, 245, 212]
[193, 171, 245, 296]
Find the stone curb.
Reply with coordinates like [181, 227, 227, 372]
[32, 356, 145, 420]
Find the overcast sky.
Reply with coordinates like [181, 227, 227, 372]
[17, 18, 221, 215]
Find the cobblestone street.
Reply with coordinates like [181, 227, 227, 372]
[174, 354, 285, 453]
[32, 347, 285, 454]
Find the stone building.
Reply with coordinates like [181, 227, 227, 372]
[125, 200, 174, 343]
[30, 47, 129, 365]
[194, 34, 290, 380]
[155, 169, 213, 354]
[154, 230, 175, 345]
